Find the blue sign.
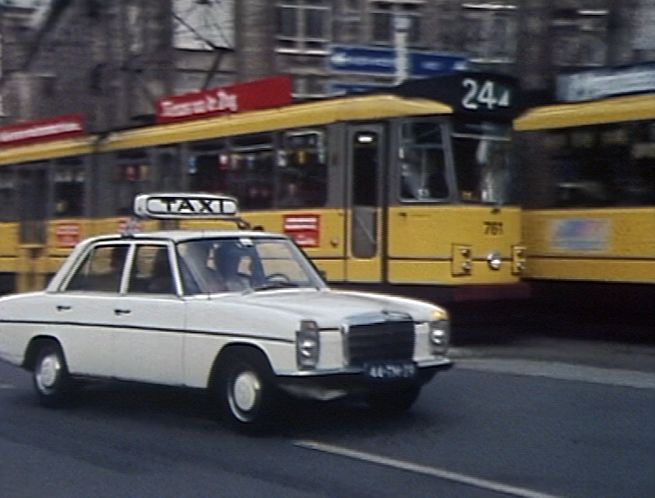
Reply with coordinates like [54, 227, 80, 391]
[329, 45, 396, 75]
[410, 52, 469, 76]
[328, 45, 468, 76]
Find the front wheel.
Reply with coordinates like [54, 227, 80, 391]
[214, 349, 279, 433]
[32, 342, 75, 407]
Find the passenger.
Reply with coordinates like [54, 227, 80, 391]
[147, 249, 174, 294]
[213, 243, 251, 292]
[278, 181, 303, 208]
[100, 246, 128, 292]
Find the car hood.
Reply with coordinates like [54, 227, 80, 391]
[248, 290, 434, 327]
[184, 289, 437, 335]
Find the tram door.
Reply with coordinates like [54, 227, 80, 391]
[17, 165, 48, 291]
[346, 126, 384, 282]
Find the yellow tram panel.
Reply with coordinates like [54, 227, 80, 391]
[522, 208, 655, 283]
[0, 137, 95, 165]
[387, 205, 523, 285]
[387, 205, 522, 257]
[0, 222, 19, 257]
[100, 96, 451, 151]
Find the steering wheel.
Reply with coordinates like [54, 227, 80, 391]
[265, 272, 291, 283]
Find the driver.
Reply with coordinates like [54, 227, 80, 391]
[213, 242, 251, 292]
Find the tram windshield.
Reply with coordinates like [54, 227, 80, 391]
[452, 121, 514, 205]
[399, 119, 449, 202]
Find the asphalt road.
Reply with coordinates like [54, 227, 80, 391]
[1, 333, 654, 498]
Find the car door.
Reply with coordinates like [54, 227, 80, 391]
[52, 243, 132, 377]
[110, 243, 186, 385]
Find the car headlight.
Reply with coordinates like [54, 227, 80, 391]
[296, 320, 320, 369]
[429, 309, 450, 355]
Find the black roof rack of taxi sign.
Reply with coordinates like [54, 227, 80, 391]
[133, 193, 252, 229]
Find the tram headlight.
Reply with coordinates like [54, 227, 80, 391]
[429, 309, 450, 355]
[296, 320, 320, 369]
[486, 251, 502, 271]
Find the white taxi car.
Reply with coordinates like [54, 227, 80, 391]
[0, 193, 452, 432]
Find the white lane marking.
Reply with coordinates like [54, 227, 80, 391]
[295, 440, 564, 498]
[455, 358, 655, 390]
[0, 382, 14, 389]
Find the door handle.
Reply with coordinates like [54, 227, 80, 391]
[56, 305, 72, 311]
[114, 308, 131, 316]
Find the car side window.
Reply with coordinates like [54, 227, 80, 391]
[128, 245, 175, 294]
[66, 245, 129, 292]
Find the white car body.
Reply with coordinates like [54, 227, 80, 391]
[0, 206, 452, 431]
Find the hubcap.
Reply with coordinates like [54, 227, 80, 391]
[36, 354, 60, 392]
[229, 370, 261, 420]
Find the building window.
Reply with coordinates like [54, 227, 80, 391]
[276, 0, 332, 53]
[369, 1, 422, 46]
[173, 0, 234, 51]
[550, 8, 608, 68]
[292, 75, 328, 99]
[462, 2, 517, 64]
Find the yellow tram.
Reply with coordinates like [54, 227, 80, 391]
[0, 72, 527, 305]
[514, 66, 655, 319]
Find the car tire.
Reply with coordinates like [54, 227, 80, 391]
[32, 342, 75, 407]
[366, 386, 421, 414]
[214, 348, 279, 433]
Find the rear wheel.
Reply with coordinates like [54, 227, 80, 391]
[32, 342, 75, 407]
[214, 348, 279, 433]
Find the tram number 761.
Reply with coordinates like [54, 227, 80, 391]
[483, 221, 504, 235]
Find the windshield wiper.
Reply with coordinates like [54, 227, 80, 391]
[252, 281, 300, 292]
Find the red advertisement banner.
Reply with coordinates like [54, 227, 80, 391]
[155, 75, 292, 123]
[283, 214, 320, 248]
[0, 114, 85, 146]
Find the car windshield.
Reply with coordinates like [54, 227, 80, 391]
[176, 236, 325, 294]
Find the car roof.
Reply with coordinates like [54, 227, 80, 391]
[88, 230, 288, 245]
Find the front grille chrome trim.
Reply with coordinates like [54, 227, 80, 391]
[341, 311, 416, 368]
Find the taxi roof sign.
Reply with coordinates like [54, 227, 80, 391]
[134, 193, 239, 219]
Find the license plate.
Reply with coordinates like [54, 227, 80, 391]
[365, 361, 417, 380]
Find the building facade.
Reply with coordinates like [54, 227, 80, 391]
[0, 0, 654, 131]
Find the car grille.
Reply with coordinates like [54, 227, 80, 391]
[345, 318, 415, 367]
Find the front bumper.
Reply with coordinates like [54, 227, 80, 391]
[275, 358, 453, 401]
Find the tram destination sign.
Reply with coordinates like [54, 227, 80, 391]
[328, 45, 468, 77]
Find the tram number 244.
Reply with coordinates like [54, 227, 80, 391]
[461, 78, 511, 111]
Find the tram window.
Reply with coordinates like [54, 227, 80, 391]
[538, 122, 655, 208]
[0, 169, 16, 221]
[277, 129, 328, 208]
[188, 140, 228, 194]
[370, 2, 421, 45]
[230, 134, 275, 210]
[54, 157, 85, 218]
[452, 121, 513, 204]
[155, 145, 181, 189]
[399, 120, 449, 202]
[115, 149, 151, 215]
